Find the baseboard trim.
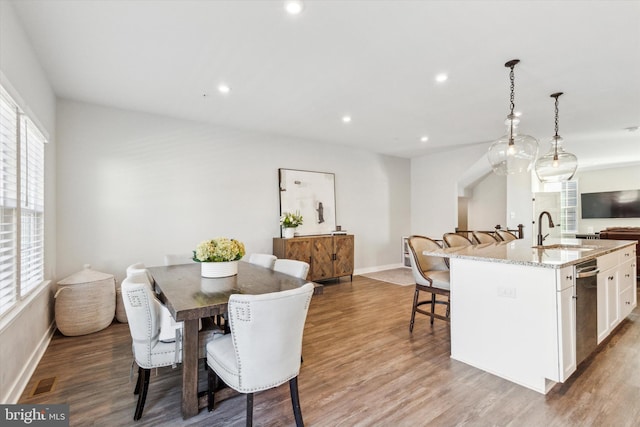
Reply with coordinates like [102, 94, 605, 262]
[354, 263, 406, 276]
[4, 321, 56, 403]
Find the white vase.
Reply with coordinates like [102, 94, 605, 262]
[283, 227, 296, 238]
[201, 261, 238, 278]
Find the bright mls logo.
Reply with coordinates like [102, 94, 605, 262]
[0, 404, 69, 426]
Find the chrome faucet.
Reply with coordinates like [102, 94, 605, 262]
[537, 211, 555, 246]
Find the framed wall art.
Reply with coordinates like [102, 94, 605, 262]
[278, 168, 336, 236]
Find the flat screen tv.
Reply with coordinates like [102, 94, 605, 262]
[581, 190, 640, 219]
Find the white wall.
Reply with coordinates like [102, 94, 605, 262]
[507, 171, 534, 241]
[410, 144, 487, 238]
[56, 99, 411, 281]
[467, 172, 507, 230]
[0, 1, 57, 403]
[575, 164, 640, 233]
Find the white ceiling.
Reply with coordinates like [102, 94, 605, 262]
[9, 0, 640, 168]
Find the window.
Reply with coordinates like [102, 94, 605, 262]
[560, 180, 578, 235]
[0, 84, 46, 317]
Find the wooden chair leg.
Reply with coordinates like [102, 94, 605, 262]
[133, 366, 143, 395]
[246, 393, 254, 427]
[133, 368, 150, 421]
[430, 293, 436, 325]
[289, 376, 305, 427]
[207, 366, 216, 412]
[410, 287, 420, 332]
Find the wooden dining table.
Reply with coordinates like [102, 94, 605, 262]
[147, 261, 323, 420]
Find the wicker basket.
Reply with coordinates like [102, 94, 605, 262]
[55, 265, 116, 336]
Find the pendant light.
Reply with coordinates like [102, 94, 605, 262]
[487, 59, 538, 175]
[534, 92, 578, 182]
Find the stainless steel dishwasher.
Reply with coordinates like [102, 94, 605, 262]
[575, 259, 599, 365]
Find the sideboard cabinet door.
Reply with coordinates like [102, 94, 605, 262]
[333, 235, 354, 278]
[311, 236, 334, 281]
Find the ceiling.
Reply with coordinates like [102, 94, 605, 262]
[9, 0, 640, 169]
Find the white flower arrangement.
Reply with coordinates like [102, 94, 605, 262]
[193, 237, 246, 262]
[280, 211, 303, 228]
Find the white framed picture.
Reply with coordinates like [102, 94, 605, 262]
[279, 168, 336, 236]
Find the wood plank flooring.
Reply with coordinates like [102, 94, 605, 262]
[19, 275, 640, 426]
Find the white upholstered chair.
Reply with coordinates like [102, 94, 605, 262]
[122, 265, 221, 420]
[163, 253, 195, 266]
[273, 259, 310, 280]
[407, 235, 451, 329]
[126, 263, 182, 343]
[121, 274, 183, 421]
[206, 283, 314, 426]
[248, 253, 277, 269]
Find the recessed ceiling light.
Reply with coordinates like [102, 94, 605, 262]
[285, 0, 304, 15]
[435, 73, 448, 83]
[342, 115, 352, 123]
[420, 136, 429, 143]
[217, 84, 231, 94]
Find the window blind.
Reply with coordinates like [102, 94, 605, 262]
[20, 116, 45, 295]
[0, 83, 46, 316]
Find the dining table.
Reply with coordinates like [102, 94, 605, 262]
[147, 260, 323, 420]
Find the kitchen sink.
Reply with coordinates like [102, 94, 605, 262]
[531, 244, 598, 251]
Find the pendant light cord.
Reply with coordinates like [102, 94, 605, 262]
[508, 64, 516, 144]
[551, 92, 563, 160]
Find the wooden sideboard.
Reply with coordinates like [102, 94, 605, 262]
[273, 234, 354, 281]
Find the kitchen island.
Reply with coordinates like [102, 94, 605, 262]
[423, 238, 637, 394]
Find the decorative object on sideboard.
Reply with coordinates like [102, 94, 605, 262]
[280, 211, 303, 238]
[487, 59, 539, 175]
[279, 168, 336, 236]
[193, 238, 246, 278]
[535, 92, 578, 182]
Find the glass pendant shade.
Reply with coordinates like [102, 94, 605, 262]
[487, 59, 539, 175]
[534, 136, 578, 182]
[534, 92, 578, 182]
[487, 117, 539, 175]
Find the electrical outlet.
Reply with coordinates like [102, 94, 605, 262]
[497, 286, 517, 298]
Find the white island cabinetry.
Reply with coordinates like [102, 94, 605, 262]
[618, 247, 637, 319]
[597, 251, 620, 343]
[450, 260, 575, 393]
[425, 238, 637, 395]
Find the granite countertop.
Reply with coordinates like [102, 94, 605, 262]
[423, 238, 636, 269]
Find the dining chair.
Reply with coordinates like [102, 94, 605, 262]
[122, 269, 222, 421]
[407, 235, 451, 329]
[206, 282, 315, 426]
[495, 229, 518, 242]
[164, 253, 195, 266]
[248, 253, 277, 269]
[126, 263, 182, 343]
[273, 259, 310, 280]
[472, 231, 500, 244]
[121, 274, 183, 421]
[442, 232, 474, 248]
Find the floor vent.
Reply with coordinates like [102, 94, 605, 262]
[30, 376, 57, 397]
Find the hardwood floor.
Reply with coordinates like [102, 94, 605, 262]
[19, 275, 640, 426]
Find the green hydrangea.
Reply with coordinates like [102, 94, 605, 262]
[193, 237, 246, 262]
